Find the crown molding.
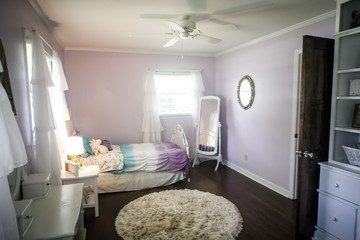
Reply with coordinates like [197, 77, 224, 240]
[64, 47, 215, 57]
[215, 10, 336, 57]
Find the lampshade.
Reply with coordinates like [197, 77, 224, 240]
[0, 61, 3, 73]
[65, 136, 84, 156]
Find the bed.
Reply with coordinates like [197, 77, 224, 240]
[74, 124, 191, 193]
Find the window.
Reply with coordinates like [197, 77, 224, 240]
[25, 31, 53, 144]
[25, 35, 35, 143]
[154, 72, 195, 115]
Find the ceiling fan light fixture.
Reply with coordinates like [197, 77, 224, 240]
[179, 32, 188, 39]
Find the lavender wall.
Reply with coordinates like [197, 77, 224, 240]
[0, 0, 64, 160]
[64, 51, 216, 152]
[216, 17, 335, 193]
[65, 17, 336, 195]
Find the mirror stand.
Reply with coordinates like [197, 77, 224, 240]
[193, 96, 224, 171]
[193, 122, 223, 171]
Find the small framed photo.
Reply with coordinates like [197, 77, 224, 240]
[353, 104, 360, 128]
[65, 159, 79, 177]
[350, 79, 360, 96]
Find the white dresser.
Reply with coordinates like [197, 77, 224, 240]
[16, 183, 84, 240]
[314, 162, 360, 240]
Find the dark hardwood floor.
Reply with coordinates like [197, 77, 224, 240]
[84, 161, 298, 240]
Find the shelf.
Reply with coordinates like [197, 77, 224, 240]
[335, 27, 360, 38]
[335, 127, 360, 134]
[82, 192, 95, 208]
[338, 68, 360, 74]
[337, 96, 360, 100]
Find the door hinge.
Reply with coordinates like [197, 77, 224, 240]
[295, 133, 298, 138]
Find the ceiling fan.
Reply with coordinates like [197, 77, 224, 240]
[140, 1, 273, 48]
[161, 15, 235, 47]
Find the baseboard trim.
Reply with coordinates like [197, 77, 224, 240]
[224, 160, 292, 199]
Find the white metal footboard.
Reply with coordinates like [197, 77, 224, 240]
[170, 124, 189, 157]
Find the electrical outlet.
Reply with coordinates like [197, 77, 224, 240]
[245, 154, 248, 160]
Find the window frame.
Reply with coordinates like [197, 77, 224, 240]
[153, 71, 195, 117]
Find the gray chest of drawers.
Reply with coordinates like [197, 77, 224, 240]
[314, 162, 360, 240]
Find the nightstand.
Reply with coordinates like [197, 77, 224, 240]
[61, 165, 100, 217]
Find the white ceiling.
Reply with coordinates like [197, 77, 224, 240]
[30, 0, 336, 56]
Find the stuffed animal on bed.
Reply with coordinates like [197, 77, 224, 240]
[90, 139, 108, 155]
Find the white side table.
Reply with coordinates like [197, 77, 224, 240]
[61, 165, 100, 217]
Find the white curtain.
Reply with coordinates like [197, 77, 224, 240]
[50, 50, 70, 170]
[190, 70, 204, 128]
[142, 70, 163, 143]
[0, 79, 27, 239]
[30, 30, 61, 185]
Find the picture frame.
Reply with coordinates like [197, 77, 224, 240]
[351, 10, 360, 29]
[350, 79, 360, 96]
[65, 159, 79, 177]
[352, 104, 360, 128]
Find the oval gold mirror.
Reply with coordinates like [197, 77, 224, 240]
[237, 75, 255, 110]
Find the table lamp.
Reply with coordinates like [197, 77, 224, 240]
[65, 136, 84, 168]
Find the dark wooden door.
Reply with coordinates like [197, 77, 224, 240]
[296, 35, 334, 239]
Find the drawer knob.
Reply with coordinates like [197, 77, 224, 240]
[333, 183, 339, 188]
[331, 216, 337, 222]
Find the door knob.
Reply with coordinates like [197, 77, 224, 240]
[295, 150, 314, 158]
[303, 151, 313, 158]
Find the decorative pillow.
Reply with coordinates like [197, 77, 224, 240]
[101, 140, 113, 151]
[82, 152, 90, 158]
[82, 136, 94, 155]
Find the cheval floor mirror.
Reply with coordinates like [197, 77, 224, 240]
[193, 96, 223, 171]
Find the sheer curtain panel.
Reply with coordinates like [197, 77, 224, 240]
[30, 30, 61, 185]
[142, 70, 163, 143]
[50, 50, 70, 170]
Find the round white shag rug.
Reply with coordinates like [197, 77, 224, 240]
[115, 189, 243, 240]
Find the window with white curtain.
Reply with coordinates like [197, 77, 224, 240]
[25, 37, 34, 139]
[25, 33, 53, 144]
[154, 72, 196, 115]
[24, 29, 70, 185]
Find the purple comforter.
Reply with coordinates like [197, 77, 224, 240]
[119, 142, 190, 178]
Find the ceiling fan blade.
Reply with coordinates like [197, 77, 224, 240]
[205, 24, 238, 32]
[189, 13, 211, 22]
[194, 35, 222, 44]
[163, 20, 185, 32]
[186, 0, 206, 12]
[163, 37, 180, 47]
[213, 1, 272, 15]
